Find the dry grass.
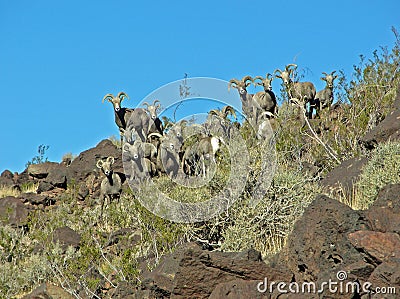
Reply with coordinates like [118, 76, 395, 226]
[0, 182, 38, 198]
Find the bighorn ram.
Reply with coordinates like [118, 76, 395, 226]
[253, 73, 278, 119]
[182, 136, 222, 178]
[314, 71, 338, 114]
[274, 64, 316, 118]
[228, 76, 258, 122]
[207, 105, 237, 141]
[96, 156, 122, 216]
[102, 92, 149, 143]
[102, 92, 132, 143]
[142, 99, 164, 136]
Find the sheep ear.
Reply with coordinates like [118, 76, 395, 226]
[321, 77, 327, 81]
[96, 159, 103, 169]
[107, 156, 115, 164]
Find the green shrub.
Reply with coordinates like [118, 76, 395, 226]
[354, 141, 400, 209]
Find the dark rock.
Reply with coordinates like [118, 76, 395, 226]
[365, 184, 400, 233]
[0, 170, 15, 187]
[279, 195, 371, 282]
[19, 192, 51, 206]
[347, 230, 400, 263]
[46, 167, 68, 189]
[361, 86, 400, 150]
[109, 281, 136, 298]
[37, 181, 54, 193]
[343, 260, 375, 280]
[368, 261, 400, 298]
[209, 279, 267, 299]
[27, 162, 60, 179]
[50, 226, 81, 251]
[66, 139, 123, 185]
[22, 282, 74, 299]
[320, 156, 368, 197]
[141, 242, 292, 299]
[0, 196, 31, 226]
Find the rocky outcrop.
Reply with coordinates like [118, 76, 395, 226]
[361, 87, 400, 149]
[136, 243, 292, 299]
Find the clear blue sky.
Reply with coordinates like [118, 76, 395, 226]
[0, 0, 399, 173]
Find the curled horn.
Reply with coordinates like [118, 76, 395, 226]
[273, 69, 283, 77]
[117, 92, 129, 101]
[241, 75, 253, 87]
[179, 119, 188, 126]
[322, 72, 329, 76]
[96, 159, 104, 169]
[142, 102, 150, 108]
[106, 156, 115, 164]
[209, 109, 221, 116]
[148, 132, 164, 139]
[253, 76, 264, 86]
[102, 93, 114, 103]
[228, 78, 240, 90]
[222, 105, 237, 119]
[286, 64, 297, 72]
[266, 73, 273, 80]
[153, 99, 161, 110]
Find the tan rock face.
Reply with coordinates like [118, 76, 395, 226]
[347, 231, 400, 263]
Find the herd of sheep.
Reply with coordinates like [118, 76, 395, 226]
[96, 64, 338, 213]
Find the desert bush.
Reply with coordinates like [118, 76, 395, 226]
[221, 167, 321, 257]
[352, 141, 400, 209]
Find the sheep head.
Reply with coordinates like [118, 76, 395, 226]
[254, 73, 274, 91]
[102, 92, 129, 113]
[143, 99, 161, 120]
[274, 64, 297, 85]
[321, 71, 338, 88]
[228, 76, 253, 95]
[123, 140, 144, 161]
[96, 156, 115, 177]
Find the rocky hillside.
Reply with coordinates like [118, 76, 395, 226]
[1, 38, 400, 298]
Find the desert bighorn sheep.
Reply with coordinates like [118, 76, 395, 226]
[253, 73, 278, 118]
[314, 71, 338, 115]
[228, 76, 258, 122]
[102, 92, 132, 143]
[147, 132, 183, 177]
[102, 92, 150, 143]
[182, 136, 222, 178]
[274, 64, 316, 118]
[122, 141, 157, 183]
[207, 105, 237, 141]
[142, 99, 164, 136]
[96, 156, 122, 216]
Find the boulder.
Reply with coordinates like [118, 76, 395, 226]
[279, 195, 371, 282]
[365, 184, 400, 233]
[66, 139, 124, 185]
[320, 156, 368, 196]
[27, 162, 60, 179]
[50, 226, 81, 252]
[361, 86, 400, 150]
[0, 196, 31, 226]
[22, 282, 74, 299]
[209, 279, 267, 299]
[0, 170, 15, 187]
[138, 242, 292, 299]
[19, 192, 51, 206]
[347, 230, 400, 263]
